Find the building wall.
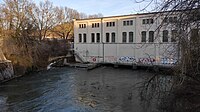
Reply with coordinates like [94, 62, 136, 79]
[74, 13, 178, 66]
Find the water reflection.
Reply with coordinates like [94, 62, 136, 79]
[0, 67, 168, 112]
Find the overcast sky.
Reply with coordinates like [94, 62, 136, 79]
[0, 0, 159, 17]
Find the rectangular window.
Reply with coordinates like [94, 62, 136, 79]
[112, 22, 115, 26]
[122, 32, 127, 43]
[83, 33, 87, 43]
[163, 17, 168, 23]
[92, 23, 94, 28]
[106, 33, 110, 43]
[130, 20, 133, 25]
[127, 21, 129, 26]
[171, 30, 177, 42]
[106, 22, 115, 27]
[129, 32, 134, 43]
[79, 34, 82, 43]
[149, 31, 154, 42]
[111, 32, 115, 43]
[147, 19, 150, 24]
[106, 22, 109, 27]
[142, 19, 146, 24]
[123, 21, 126, 26]
[91, 33, 95, 43]
[97, 23, 99, 27]
[79, 24, 86, 28]
[150, 19, 154, 24]
[142, 19, 153, 24]
[96, 33, 100, 43]
[141, 31, 146, 42]
[163, 30, 169, 42]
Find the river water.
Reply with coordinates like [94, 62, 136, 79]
[0, 66, 162, 112]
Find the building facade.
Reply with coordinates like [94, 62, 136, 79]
[73, 12, 178, 66]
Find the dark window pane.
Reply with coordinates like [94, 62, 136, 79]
[92, 23, 94, 28]
[97, 23, 99, 27]
[79, 34, 82, 42]
[149, 31, 154, 42]
[171, 30, 177, 42]
[147, 19, 150, 24]
[113, 22, 115, 26]
[127, 21, 129, 25]
[163, 17, 168, 23]
[130, 20, 133, 25]
[112, 32, 115, 43]
[109, 22, 112, 26]
[141, 31, 146, 42]
[142, 19, 145, 24]
[96, 33, 100, 43]
[106, 22, 109, 27]
[123, 21, 126, 26]
[163, 30, 168, 42]
[122, 32, 127, 43]
[129, 32, 134, 42]
[91, 33, 95, 43]
[83, 34, 87, 43]
[106, 33, 110, 43]
[150, 19, 154, 24]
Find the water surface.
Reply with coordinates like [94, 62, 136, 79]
[0, 67, 158, 112]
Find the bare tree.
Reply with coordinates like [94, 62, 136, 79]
[49, 7, 81, 40]
[29, 0, 59, 40]
[137, 0, 200, 111]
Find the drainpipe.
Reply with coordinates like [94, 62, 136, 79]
[101, 18, 104, 62]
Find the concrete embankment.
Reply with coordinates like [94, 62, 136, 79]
[0, 60, 14, 83]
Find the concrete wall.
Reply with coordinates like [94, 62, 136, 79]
[74, 13, 178, 66]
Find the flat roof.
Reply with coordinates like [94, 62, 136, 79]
[74, 11, 164, 21]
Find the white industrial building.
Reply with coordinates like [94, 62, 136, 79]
[73, 12, 178, 67]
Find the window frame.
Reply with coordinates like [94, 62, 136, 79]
[163, 30, 169, 42]
[122, 32, 127, 43]
[83, 33, 87, 43]
[106, 33, 110, 43]
[111, 32, 116, 43]
[141, 31, 146, 42]
[149, 31, 154, 43]
[129, 32, 134, 43]
[91, 33, 95, 43]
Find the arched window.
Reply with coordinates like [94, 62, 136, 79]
[149, 31, 154, 42]
[141, 31, 146, 42]
[111, 32, 115, 43]
[163, 30, 168, 42]
[122, 32, 127, 43]
[79, 34, 82, 43]
[129, 32, 134, 42]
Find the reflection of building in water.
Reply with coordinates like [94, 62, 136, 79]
[73, 12, 180, 66]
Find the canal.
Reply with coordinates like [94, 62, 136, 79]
[0, 66, 162, 112]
